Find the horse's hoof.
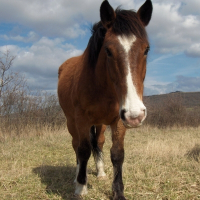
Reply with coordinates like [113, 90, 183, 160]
[75, 182, 88, 196]
[97, 173, 107, 180]
[113, 196, 126, 200]
[113, 193, 126, 200]
[73, 194, 84, 199]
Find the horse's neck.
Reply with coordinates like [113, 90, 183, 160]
[81, 50, 115, 97]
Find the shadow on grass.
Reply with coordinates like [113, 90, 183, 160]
[33, 165, 81, 200]
[33, 165, 113, 200]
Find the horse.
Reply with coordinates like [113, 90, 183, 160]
[58, 0, 153, 199]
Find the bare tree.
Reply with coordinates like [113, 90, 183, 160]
[0, 49, 16, 98]
[0, 49, 65, 134]
[0, 50, 27, 115]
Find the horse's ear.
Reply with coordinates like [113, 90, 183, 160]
[100, 0, 116, 29]
[137, 0, 153, 27]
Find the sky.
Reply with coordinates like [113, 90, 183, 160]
[0, 0, 200, 96]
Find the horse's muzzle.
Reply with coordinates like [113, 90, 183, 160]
[120, 108, 147, 128]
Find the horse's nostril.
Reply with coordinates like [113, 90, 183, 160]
[120, 109, 126, 121]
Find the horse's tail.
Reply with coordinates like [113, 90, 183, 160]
[90, 125, 102, 161]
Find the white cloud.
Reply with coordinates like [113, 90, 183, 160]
[149, 54, 174, 65]
[1, 0, 200, 58]
[180, 0, 200, 15]
[16, 37, 83, 76]
[147, 1, 200, 57]
[0, 45, 20, 55]
[0, 0, 89, 38]
[0, 37, 83, 92]
[0, 0, 149, 38]
[185, 44, 200, 57]
[1, 0, 200, 95]
[0, 31, 39, 43]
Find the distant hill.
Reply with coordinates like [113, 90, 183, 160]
[144, 91, 200, 109]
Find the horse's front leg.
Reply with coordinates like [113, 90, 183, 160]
[110, 119, 126, 200]
[74, 117, 91, 196]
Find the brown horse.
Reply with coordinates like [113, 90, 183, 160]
[58, 0, 153, 199]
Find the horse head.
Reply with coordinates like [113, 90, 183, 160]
[100, 0, 153, 128]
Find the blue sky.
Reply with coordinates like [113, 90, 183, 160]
[0, 0, 200, 95]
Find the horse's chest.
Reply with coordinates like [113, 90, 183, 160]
[87, 100, 119, 125]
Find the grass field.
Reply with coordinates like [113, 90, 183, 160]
[1, 125, 200, 200]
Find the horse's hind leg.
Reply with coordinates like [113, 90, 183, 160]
[94, 125, 106, 178]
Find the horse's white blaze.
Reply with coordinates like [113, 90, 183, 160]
[96, 159, 106, 177]
[125, 66, 145, 118]
[118, 35, 136, 53]
[118, 35, 146, 120]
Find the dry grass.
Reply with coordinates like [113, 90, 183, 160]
[1, 125, 200, 200]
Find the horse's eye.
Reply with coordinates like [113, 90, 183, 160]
[105, 47, 112, 57]
[144, 46, 150, 55]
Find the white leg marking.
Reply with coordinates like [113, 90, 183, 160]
[96, 159, 106, 178]
[74, 164, 79, 183]
[75, 182, 88, 195]
[74, 163, 88, 195]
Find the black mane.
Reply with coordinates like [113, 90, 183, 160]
[87, 22, 107, 68]
[87, 8, 147, 67]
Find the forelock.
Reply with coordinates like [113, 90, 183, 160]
[113, 8, 147, 40]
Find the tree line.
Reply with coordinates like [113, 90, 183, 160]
[0, 50, 65, 135]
